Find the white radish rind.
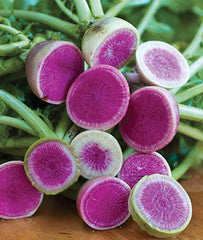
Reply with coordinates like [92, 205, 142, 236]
[77, 176, 131, 230]
[24, 138, 80, 195]
[82, 17, 139, 69]
[118, 152, 171, 188]
[66, 65, 130, 130]
[119, 86, 179, 153]
[136, 41, 190, 89]
[26, 40, 84, 104]
[129, 174, 192, 238]
[0, 161, 43, 219]
[71, 130, 123, 179]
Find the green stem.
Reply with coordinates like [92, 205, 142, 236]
[0, 90, 56, 138]
[0, 116, 38, 136]
[178, 122, 203, 141]
[1, 71, 25, 83]
[55, 0, 79, 23]
[55, 109, 72, 139]
[0, 10, 79, 38]
[179, 104, 203, 122]
[137, 0, 161, 37]
[0, 137, 38, 149]
[89, 0, 104, 18]
[123, 147, 135, 159]
[0, 56, 24, 76]
[74, 0, 92, 24]
[63, 124, 80, 143]
[189, 55, 203, 78]
[0, 148, 26, 156]
[105, 0, 130, 17]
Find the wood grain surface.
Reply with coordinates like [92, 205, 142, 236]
[1, 168, 203, 240]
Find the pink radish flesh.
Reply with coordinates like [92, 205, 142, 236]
[66, 65, 130, 130]
[118, 152, 171, 188]
[119, 86, 179, 152]
[77, 176, 131, 230]
[26, 41, 84, 104]
[0, 161, 43, 219]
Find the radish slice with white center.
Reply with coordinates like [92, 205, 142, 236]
[136, 41, 190, 89]
[24, 138, 80, 195]
[71, 130, 123, 179]
[26, 40, 84, 104]
[66, 65, 130, 130]
[77, 176, 131, 230]
[0, 161, 43, 219]
[118, 152, 171, 188]
[119, 86, 179, 153]
[129, 174, 192, 238]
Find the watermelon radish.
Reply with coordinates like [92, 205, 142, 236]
[66, 65, 130, 130]
[119, 86, 179, 153]
[82, 17, 139, 69]
[129, 174, 192, 238]
[0, 161, 43, 219]
[26, 40, 84, 104]
[24, 138, 80, 195]
[118, 152, 171, 188]
[71, 130, 123, 179]
[77, 176, 131, 230]
[136, 41, 190, 89]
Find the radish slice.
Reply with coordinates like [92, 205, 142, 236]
[0, 161, 43, 219]
[66, 65, 130, 130]
[118, 152, 171, 188]
[71, 130, 123, 179]
[136, 41, 190, 89]
[26, 40, 84, 104]
[119, 86, 179, 153]
[24, 138, 80, 195]
[129, 174, 192, 238]
[77, 176, 131, 230]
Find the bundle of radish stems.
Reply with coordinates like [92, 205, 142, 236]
[1, 0, 203, 238]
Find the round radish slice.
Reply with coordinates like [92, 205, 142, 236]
[129, 174, 192, 238]
[26, 40, 84, 104]
[71, 130, 123, 179]
[66, 65, 130, 130]
[0, 161, 43, 219]
[118, 152, 171, 188]
[136, 41, 190, 89]
[82, 17, 139, 69]
[77, 176, 131, 230]
[119, 86, 179, 153]
[24, 138, 80, 195]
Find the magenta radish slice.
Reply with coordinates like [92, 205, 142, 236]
[0, 161, 43, 219]
[66, 65, 130, 130]
[77, 176, 131, 230]
[26, 40, 84, 104]
[118, 152, 171, 188]
[24, 138, 80, 195]
[82, 17, 139, 69]
[71, 130, 123, 179]
[119, 86, 179, 153]
[129, 174, 192, 238]
[136, 41, 190, 89]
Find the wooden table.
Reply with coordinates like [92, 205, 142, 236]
[1, 168, 203, 240]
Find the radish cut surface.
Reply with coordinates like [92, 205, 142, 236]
[82, 17, 139, 69]
[24, 138, 80, 195]
[129, 174, 192, 238]
[136, 41, 190, 89]
[118, 152, 171, 188]
[66, 65, 130, 130]
[119, 86, 179, 153]
[0, 161, 43, 219]
[71, 130, 123, 179]
[26, 40, 84, 104]
[77, 176, 131, 230]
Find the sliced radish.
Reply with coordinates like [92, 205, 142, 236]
[77, 176, 131, 230]
[71, 130, 122, 179]
[66, 65, 130, 130]
[0, 161, 43, 219]
[26, 40, 84, 104]
[119, 86, 179, 153]
[118, 152, 171, 188]
[136, 41, 190, 89]
[24, 138, 80, 195]
[129, 174, 192, 238]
